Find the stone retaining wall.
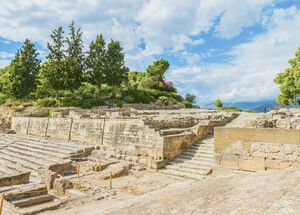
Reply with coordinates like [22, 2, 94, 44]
[214, 127, 300, 172]
[11, 117, 165, 161]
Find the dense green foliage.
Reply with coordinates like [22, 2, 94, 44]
[0, 22, 191, 108]
[274, 47, 300, 105]
[214, 99, 223, 108]
[185, 93, 196, 104]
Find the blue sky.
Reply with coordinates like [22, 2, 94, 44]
[0, 0, 299, 105]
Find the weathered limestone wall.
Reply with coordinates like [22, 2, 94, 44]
[11, 117, 165, 161]
[214, 127, 300, 172]
[103, 119, 164, 159]
[71, 119, 105, 144]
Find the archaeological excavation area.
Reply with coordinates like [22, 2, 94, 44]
[0, 107, 299, 214]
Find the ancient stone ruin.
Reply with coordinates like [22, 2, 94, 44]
[0, 107, 299, 214]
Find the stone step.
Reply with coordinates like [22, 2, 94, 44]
[2, 147, 60, 166]
[0, 164, 17, 175]
[168, 161, 212, 170]
[181, 151, 214, 158]
[22, 139, 77, 154]
[160, 128, 191, 136]
[17, 199, 61, 215]
[0, 158, 28, 174]
[172, 157, 215, 166]
[185, 148, 214, 154]
[178, 154, 214, 162]
[189, 145, 214, 151]
[16, 141, 70, 157]
[11, 142, 67, 159]
[165, 165, 210, 175]
[0, 153, 42, 171]
[1, 148, 54, 168]
[5, 185, 48, 201]
[159, 168, 204, 180]
[11, 194, 54, 208]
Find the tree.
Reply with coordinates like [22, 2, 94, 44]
[185, 93, 196, 104]
[146, 59, 169, 80]
[214, 99, 223, 108]
[9, 39, 40, 98]
[104, 40, 129, 86]
[85, 34, 106, 88]
[274, 47, 300, 105]
[65, 21, 84, 91]
[39, 26, 66, 94]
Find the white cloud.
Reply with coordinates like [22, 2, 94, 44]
[0, 1, 298, 104]
[168, 6, 300, 104]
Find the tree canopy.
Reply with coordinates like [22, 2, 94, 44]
[274, 47, 300, 105]
[0, 21, 193, 108]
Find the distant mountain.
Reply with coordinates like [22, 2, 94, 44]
[203, 99, 279, 112]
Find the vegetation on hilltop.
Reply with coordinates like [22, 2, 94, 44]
[0, 22, 195, 108]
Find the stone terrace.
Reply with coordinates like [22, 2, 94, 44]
[0, 134, 94, 186]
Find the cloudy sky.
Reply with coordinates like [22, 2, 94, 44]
[0, 0, 299, 105]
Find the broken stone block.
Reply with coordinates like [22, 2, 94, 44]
[99, 162, 133, 180]
[53, 177, 73, 195]
[37, 170, 58, 189]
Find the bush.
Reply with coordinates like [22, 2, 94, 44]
[76, 83, 99, 99]
[0, 93, 7, 105]
[181, 100, 193, 108]
[80, 98, 104, 109]
[214, 99, 223, 108]
[48, 108, 59, 117]
[123, 95, 135, 103]
[37, 97, 60, 107]
[59, 96, 79, 107]
[221, 106, 241, 111]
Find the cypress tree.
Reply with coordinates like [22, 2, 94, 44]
[9, 39, 40, 98]
[85, 34, 106, 88]
[65, 21, 84, 91]
[105, 40, 129, 86]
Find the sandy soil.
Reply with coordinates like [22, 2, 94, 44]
[44, 168, 300, 215]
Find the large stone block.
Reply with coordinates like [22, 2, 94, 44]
[70, 118, 104, 144]
[27, 117, 48, 137]
[11, 117, 30, 135]
[238, 156, 265, 172]
[220, 154, 239, 169]
[265, 159, 280, 169]
[47, 118, 72, 140]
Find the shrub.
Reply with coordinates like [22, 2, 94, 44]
[48, 108, 59, 117]
[37, 97, 60, 107]
[76, 82, 99, 99]
[80, 98, 104, 109]
[158, 96, 169, 105]
[0, 93, 7, 105]
[123, 95, 135, 103]
[221, 106, 241, 111]
[185, 93, 196, 104]
[181, 100, 193, 108]
[59, 96, 79, 107]
[214, 99, 223, 108]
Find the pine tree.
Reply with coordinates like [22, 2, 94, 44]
[9, 39, 40, 98]
[104, 40, 129, 86]
[85, 34, 106, 88]
[39, 26, 66, 94]
[65, 21, 84, 91]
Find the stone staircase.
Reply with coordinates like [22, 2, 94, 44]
[159, 136, 215, 180]
[4, 184, 61, 215]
